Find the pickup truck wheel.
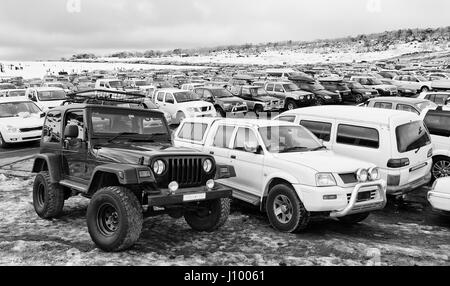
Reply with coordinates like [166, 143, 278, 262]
[184, 198, 230, 232]
[432, 157, 450, 180]
[87, 186, 143, 252]
[266, 184, 309, 233]
[32, 171, 65, 219]
[338, 212, 370, 224]
[286, 99, 298, 110]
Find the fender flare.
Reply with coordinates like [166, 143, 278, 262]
[260, 173, 301, 211]
[32, 154, 63, 183]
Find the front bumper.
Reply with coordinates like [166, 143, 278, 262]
[145, 185, 232, 206]
[2, 131, 42, 143]
[428, 190, 450, 212]
[294, 180, 387, 217]
[188, 110, 217, 118]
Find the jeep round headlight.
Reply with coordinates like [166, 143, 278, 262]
[356, 168, 369, 182]
[152, 160, 166, 175]
[368, 167, 380, 181]
[203, 159, 213, 173]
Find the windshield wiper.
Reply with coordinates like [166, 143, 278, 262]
[279, 146, 310, 153]
[310, 146, 327, 151]
[107, 132, 140, 143]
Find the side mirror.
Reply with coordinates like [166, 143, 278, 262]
[64, 125, 79, 139]
[244, 141, 259, 153]
[40, 112, 46, 118]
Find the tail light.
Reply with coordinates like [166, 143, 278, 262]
[427, 148, 433, 158]
[387, 158, 410, 168]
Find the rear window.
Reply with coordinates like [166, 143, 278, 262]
[300, 120, 332, 142]
[424, 111, 450, 137]
[177, 122, 208, 142]
[337, 124, 379, 148]
[396, 121, 431, 153]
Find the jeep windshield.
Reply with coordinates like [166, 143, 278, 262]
[0, 102, 41, 118]
[37, 90, 67, 101]
[90, 109, 170, 141]
[396, 121, 431, 153]
[211, 88, 234, 98]
[174, 91, 200, 103]
[259, 126, 323, 153]
[283, 84, 300, 92]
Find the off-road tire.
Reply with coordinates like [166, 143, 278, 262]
[87, 186, 143, 252]
[285, 99, 298, 110]
[184, 198, 230, 232]
[32, 171, 65, 219]
[266, 184, 310, 233]
[338, 212, 370, 224]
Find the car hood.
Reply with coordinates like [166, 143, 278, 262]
[96, 143, 203, 164]
[0, 113, 44, 128]
[314, 90, 338, 96]
[218, 97, 245, 104]
[272, 150, 374, 173]
[289, 90, 314, 97]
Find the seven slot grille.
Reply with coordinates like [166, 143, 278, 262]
[167, 157, 204, 187]
[347, 190, 377, 203]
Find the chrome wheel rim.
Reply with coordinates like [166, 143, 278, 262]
[432, 160, 450, 178]
[273, 195, 293, 224]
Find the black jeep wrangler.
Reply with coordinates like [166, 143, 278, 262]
[31, 90, 235, 252]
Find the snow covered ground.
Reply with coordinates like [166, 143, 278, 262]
[0, 172, 449, 266]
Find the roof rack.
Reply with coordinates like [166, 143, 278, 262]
[64, 89, 147, 105]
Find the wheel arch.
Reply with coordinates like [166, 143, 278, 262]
[32, 154, 63, 183]
[260, 175, 299, 212]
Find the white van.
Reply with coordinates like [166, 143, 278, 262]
[274, 106, 433, 196]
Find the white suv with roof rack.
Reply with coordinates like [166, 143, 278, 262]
[173, 117, 387, 232]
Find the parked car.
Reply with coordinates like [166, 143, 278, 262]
[363, 97, 437, 115]
[42, 81, 75, 93]
[0, 83, 17, 90]
[181, 83, 205, 92]
[418, 92, 450, 106]
[274, 106, 433, 196]
[289, 75, 341, 105]
[344, 81, 378, 103]
[231, 85, 284, 113]
[392, 75, 432, 93]
[31, 99, 235, 251]
[319, 79, 353, 103]
[379, 78, 417, 97]
[174, 117, 387, 232]
[428, 177, 450, 213]
[0, 97, 45, 147]
[350, 76, 398, 97]
[193, 86, 248, 117]
[0, 89, 26, 98]
[264, 81, 315, 110]
[25, 87, 68, 111]
[420, 106, 450, 180]
[123, 78, 157, 96]
[154, 88, 216, 124]
[430, 79, 450, 92]
[95, 79, 141, 93]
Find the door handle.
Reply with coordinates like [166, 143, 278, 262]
[210, 151, 214, 155]
[231, 155, 236, 159]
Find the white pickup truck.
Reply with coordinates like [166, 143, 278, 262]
[173, 117, 387, 232]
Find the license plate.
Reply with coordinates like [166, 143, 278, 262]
[357, 191, 372, 202]
[183, 193, 206, 202]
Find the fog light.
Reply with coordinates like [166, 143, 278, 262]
[323, 195, 337, 200]
[206, 179, 215, 189]
[168, 181, 179, 194]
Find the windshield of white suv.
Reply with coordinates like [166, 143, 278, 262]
[90, 109, 170, 140]
[283, 84, 300, 92]
[259, 126, 324, 153]
[174, 91, 201, 103]
[396, 121, 431, 153]
[0, 102, 41, 118]
[211, 88, 234, 98]
[108, 81, 123, 88]
[37, 90, 67, 101]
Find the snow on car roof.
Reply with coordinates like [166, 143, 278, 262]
[282, 105, 419, 125]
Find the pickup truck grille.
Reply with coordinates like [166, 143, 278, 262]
[20, 127, 42, 133]
[347, 190, 377, 203]
[167, 158, 203, 187]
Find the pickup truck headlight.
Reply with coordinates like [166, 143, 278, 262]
[6, 125, 19, 133]
[316, 173, 337, 187]
[368, 167, 380, 181]
[356, 168, 369, 182]
[186, 107, 198, 113]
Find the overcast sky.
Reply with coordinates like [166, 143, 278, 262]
[0, 0, 449, 60]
